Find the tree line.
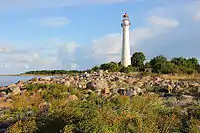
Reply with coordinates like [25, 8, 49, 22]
[24, 52, 200, 75]
[24, 70, 83, 75]
[91, 52, 200, 74]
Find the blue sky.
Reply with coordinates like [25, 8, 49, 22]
[0, 0, 200, 74]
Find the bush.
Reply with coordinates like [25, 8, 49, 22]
[120, 65, 135, 73]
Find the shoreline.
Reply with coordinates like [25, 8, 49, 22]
[0, 74, 74, 77]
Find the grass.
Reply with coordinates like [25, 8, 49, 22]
[1, 83, 199, 133]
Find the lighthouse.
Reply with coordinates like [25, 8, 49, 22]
[121, 13, 131, 67]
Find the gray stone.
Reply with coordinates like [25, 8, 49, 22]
[133, 87, 143, 95]
[125, 89, 137, 97]
[118, 88, 126, 95]
[63, 81, 70, 87]
[0, 92, 6, 96]
[102, 88, 110, 94]
[31, 77, 38, 82]
[67, 95, 78, 101]
[0, 86, 7, 91]
[40, 77, 51, 81]
[86, 80, 108, 90]
[12, 86, 21, 95]
[7, 84, 17, 88]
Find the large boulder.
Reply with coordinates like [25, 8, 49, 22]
[7, 84, 17, 88]
[0, 86, 7, 91]
[86, 80, 108, 90]
[11, 86, 21, 95]
[67, 95, 78, 101]
[39, 77, 51, 81]
[62, 81, 70, 87]
[30, 77, 38, 82]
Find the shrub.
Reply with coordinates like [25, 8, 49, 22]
[5, 84, 200, 132]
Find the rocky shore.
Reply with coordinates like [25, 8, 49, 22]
[1, 70, 200, 99]
[0, 70, 200, 132]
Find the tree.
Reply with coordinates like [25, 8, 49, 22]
[171, 57, 187, 67]
[131, 52, 146, 70]
[91, 66, 100, 71]
[120, 65, 135, 73]
[100, 62, 120, 72]
[187, 57, 198, 68]
[150, 55, 168, 73]
[171, 57, 198, 73]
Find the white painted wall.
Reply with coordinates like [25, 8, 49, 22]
[121, 18, 131, 67]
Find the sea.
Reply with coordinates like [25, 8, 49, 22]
[0, 76, 54, 86]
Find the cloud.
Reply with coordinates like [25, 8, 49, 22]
[148, 16, 179, 27]
[56, 42, 81, 69]
[0, 47, 13, 53]
[193, 12, 200, 21]
[0, 0, 129, 11]
[59, 42, 80, 53]
[31, 17, 69, 28]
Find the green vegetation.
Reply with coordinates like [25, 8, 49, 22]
[131, 52, 146, 71]
[92, 53, 200, 74]
[23, 52, 200, 75]
[23, 70, 84, 75]
[2, 84, 199, 133]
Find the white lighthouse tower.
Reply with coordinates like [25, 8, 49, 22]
[121, 13, 131, 67]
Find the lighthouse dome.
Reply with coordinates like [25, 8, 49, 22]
[123, 13, 129, 18]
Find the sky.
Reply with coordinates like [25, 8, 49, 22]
[0, 0, 200, 74]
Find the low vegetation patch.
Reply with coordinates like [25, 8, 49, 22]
[1, 84, 199, 133]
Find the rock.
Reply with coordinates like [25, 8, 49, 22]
[0, 92, 6, 96]
[17, 80, 25, 85]
[97, 70, 104, 76]
[179, 95, 194, 101]
[0, 97, 6, 101]
[163, 93, 173, 98]
[40, 77, 51, 81]
[0, 122, 11, 131]
[69, 76, 74, 81]
[83, 72, 90, 78]
[157, 88, 169, 93]
[21, 89, 27, 94]
[60, 79, 66, 83]
[125, 78, 137, 85]
[0, 86, 7, 91]
[118, 88, 126, 95]
[6, 99, 12, 102]
[86, 80, 108, 90]
[153, 76, 162, 82]
[63, 81, 70, 87]
[7, 84, 17, 88]
[109, 82, 118, 89]
[102, 88, 110, 94]
[67, 95, 78, 101]
[173, 86, 184, 94]
[167, 84, 173, 92]
[95, 89, 102, 95]
[11, 86, 21, 95]
[31, 77, 38, 82]
[38, 102, 49, 112]
[180, 109, 188, 117]
[125, 89, 137, 97]
[51, 78, 57, 83]
[133, 87, 143, 95]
